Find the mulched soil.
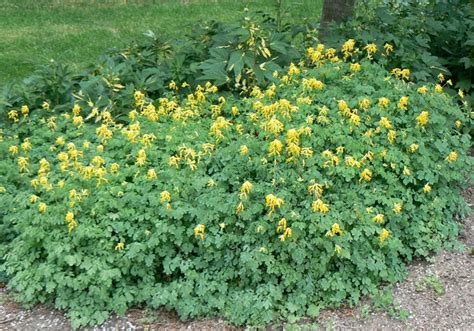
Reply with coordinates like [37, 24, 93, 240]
[1, 187, 472, 331]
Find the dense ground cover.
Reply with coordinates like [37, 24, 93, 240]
[0, 42, 471, 327]
[0, 0, 323, 86]
[0, 0, 472, 329]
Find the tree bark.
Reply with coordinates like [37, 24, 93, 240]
[319, 0, 356, 41]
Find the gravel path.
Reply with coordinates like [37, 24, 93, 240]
[1, 187, 472, 331]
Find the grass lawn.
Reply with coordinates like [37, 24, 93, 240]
[0, 0, 323, 86]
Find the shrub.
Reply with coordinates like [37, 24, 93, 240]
[325, 0, 474, 107]
[0, 42, 471, 328]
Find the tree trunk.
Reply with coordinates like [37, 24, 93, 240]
[319, 0, 356, 41]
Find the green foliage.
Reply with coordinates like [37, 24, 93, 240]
[0, 44, 471, 327]
[325, 0, 474, 106]
[415, 273, 445, 296]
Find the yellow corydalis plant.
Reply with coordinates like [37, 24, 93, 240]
[372, 214, 385, 223]
[160, 191, 171, 203]
[194, 224, 205, 240]
[240, 145, 249, 156]
[360, 168, 372, 182]
[393, 203, 402, 214]
[326, 223, 342, 237]
[265, 194, 284, 215]
[446, 151, 458, 162]
[312, 199, 329, 214]
[364, 43, 377, 59]
[398, 96, 409, 110]
[379, 229, 390, 244]
[65, 212, 77, 232]
[268, 139, 283, 157]
[240, 181, 253, 199]
[416, 111, 429, 127]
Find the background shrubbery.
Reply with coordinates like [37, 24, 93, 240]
[325, 0, 474, 106]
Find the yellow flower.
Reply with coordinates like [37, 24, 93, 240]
[373, 214, 385, 223]
[403, 166, 411, 176]
[57, 180, 65, 188]
[360, 168, 372, 182]
[435, 84, 443, 93]
[236, 201, 245, 215]
[383, 43, 394, 54]
[312, 199, 329, 214]
[194, 224, 205, 240]
[160, 191, 171, 203]
[447, 151, 458, 162]
[334, 245, 342, 254]
[56, 136, 65, 145]
[110, 163, 120, 174]
[416, 111, 429, 127]
[240, 181, 253, 199]
[21, 105, 29, 116]
[341, 39, 356, 57]
[349, 113, 361, 126]
[393, 203, 402, 214]
[231, 106, 239, 116]
[364, 43, 377, 58]
[398, 96, 409, 110]
[96, 124, 113, 141]
[168, 80, 177, 90]
[115, 242, 125, 251]
[455, 120, 462, 128]
[279, 227, 293, 241]
[136, 148, 147, 166]
[65, 212, 77, 232]
[379, 229, 390, 244]
[268, 139, 283, 157]
[240, 145, 249, 156]
[30, 194, 39, 204]
[302, 78, 325, 90]
[308, 182, 324, 197]
[359, 98, 371, 110]
[8, 110, 19, 122]
[288, 63, 301, 76]
[8, 108, 20, 122]
[147, 168, 157, 180]
[387, 130, 397, 144]
[409, 144, 419, 153]
[265, 194, 284, 213]
[350, 63, 361, 72]
[17, 157, 29, 173]
[338, 100, 350, 115]
[423, 183, 432, 193]
[21, 139, 32, 152]
[42, 101, 50, 111]
[379, 117, 392, 129]
[219, 223, 226, 230]
[458, 89, 464, 98]
[417, 86, 428, 94]
[9, 145, 19, 155]
[326, 223, 342, 237]
[38, 202, 47, 213]
[207, 179, 216, 187]
[277, 217, 287, 233]
[378, 97, 390, 108]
